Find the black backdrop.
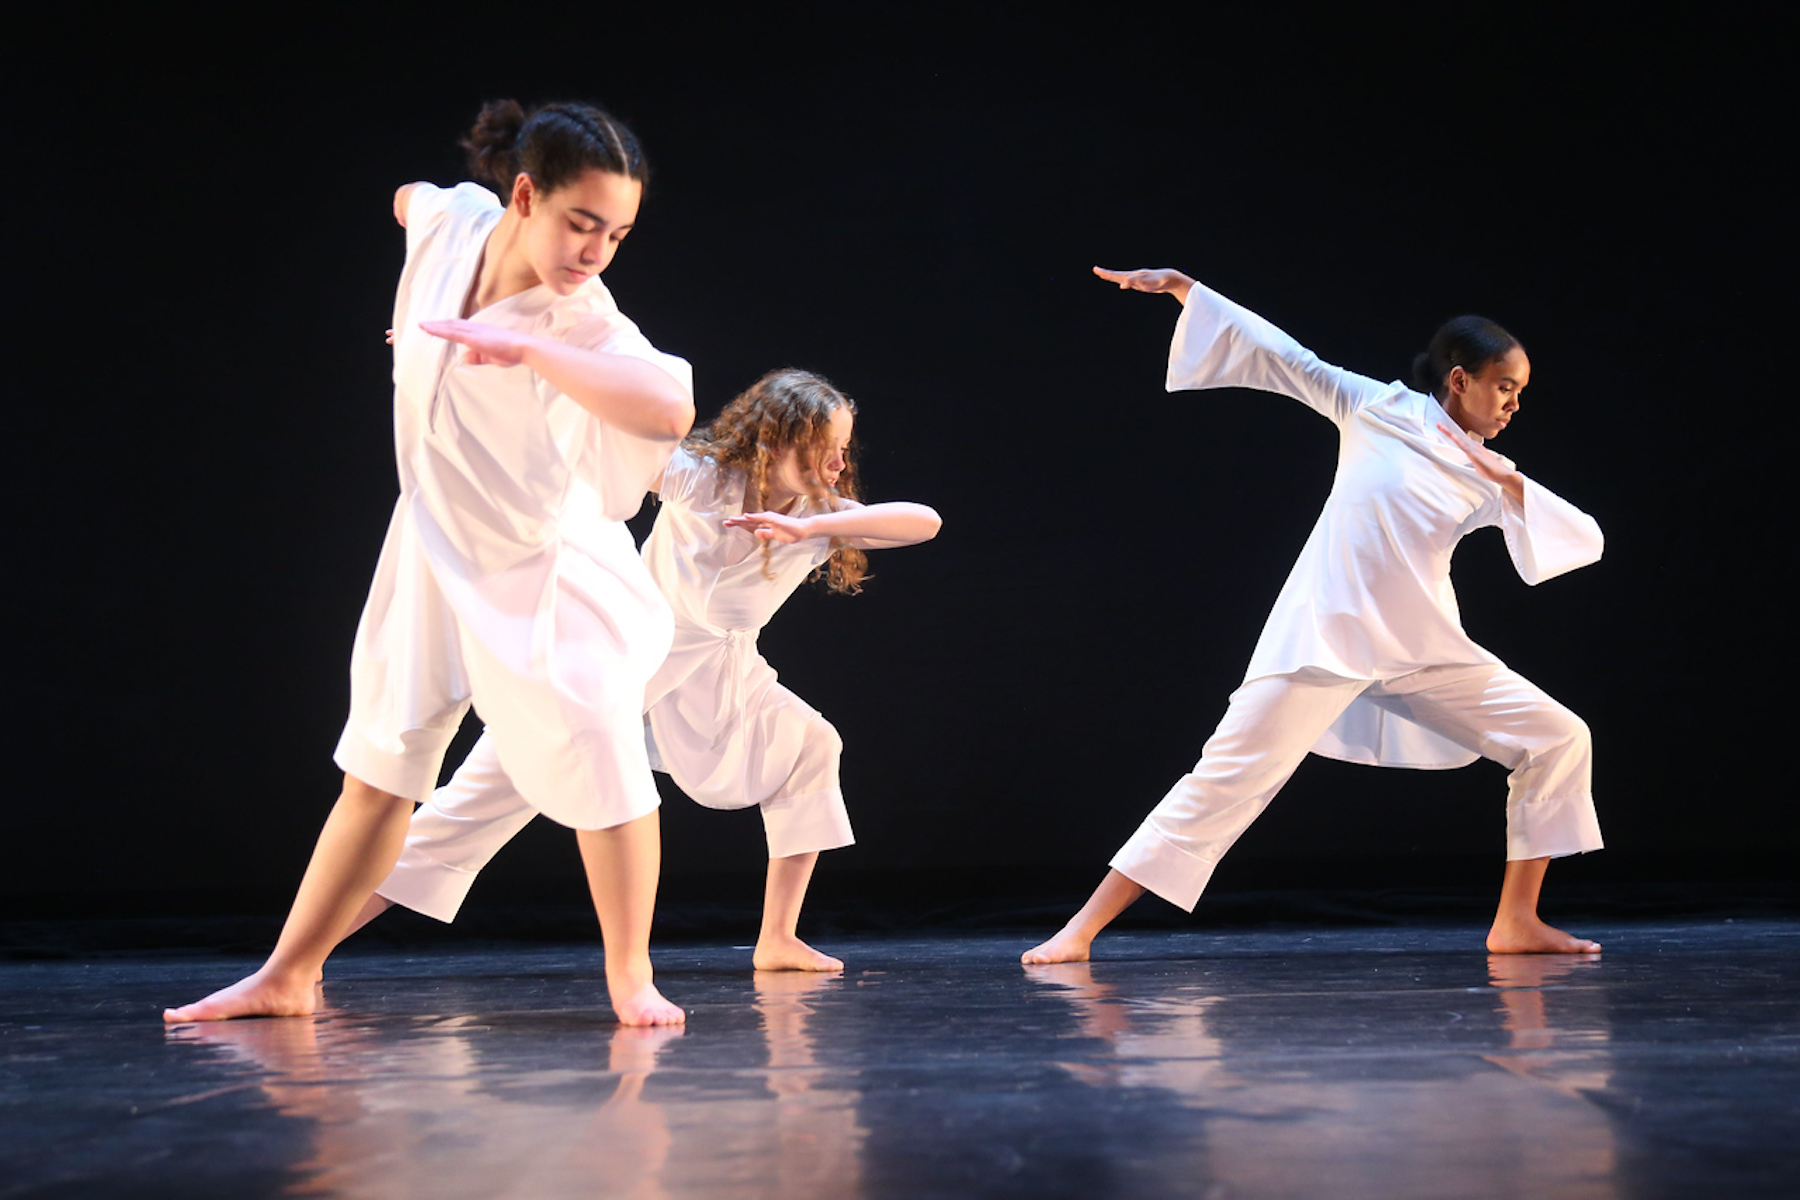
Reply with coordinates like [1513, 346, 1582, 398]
[7, 8, 1786, 918]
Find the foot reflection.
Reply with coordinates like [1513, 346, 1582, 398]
[1024, 950, 1622, 1198]
[168, 1012, 679, 1198]
[751, 969, 867, 1196]
[162, 975, 875, 1199]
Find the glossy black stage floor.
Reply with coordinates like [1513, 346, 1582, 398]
[4, 920, 1797, 1198]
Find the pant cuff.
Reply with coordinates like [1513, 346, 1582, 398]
[334, 723, 454, 805]
[376, 843, 480, 923]
[1507, 792, 1604, 861]
[1109, 820, 1217, 913]
[762, 787, 854, 859]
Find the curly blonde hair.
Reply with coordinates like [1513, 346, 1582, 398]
[683, 368, 869, 595]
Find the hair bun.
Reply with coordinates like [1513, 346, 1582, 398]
[1410, 351, 1436, 394]
[461, 99, 528, 191]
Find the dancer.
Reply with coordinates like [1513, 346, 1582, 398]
[166, 99, 695, 1026]
[1023, 266, 1605, 965]
[337, 369, 940, 972]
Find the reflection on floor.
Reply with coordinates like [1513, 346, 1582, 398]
[3, 921, 1796, 1198]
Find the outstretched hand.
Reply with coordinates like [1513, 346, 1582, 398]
[419, 319, 532, 366]
[724, 511, 813, 544]
[1437, 422, 1524, 504]
[1093, 266, 1195, 303]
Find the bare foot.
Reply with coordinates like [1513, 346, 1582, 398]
[1021, 927, 1093, 965]
[1486, 914, 1601, 954]
[752, 933, 844, 972]
[163, 968, 319, 1023]
[608, 974, 686, 1027]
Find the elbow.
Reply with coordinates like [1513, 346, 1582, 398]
[648, 374, 695, 441]
[663, 397, 696, 441]
[916, 506, 943, 542]
[393, 183, 418, 228]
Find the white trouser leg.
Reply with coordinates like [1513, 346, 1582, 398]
[760, 716, 854, 859]
[376, 731, 538, 922]
[1111, 672, 1369, 911]
[1367, 665, 1600, 860]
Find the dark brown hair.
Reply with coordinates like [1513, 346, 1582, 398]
[685, 369, 868, 595]
[1411, 315, 1522, 400]
[461, 99, 648, 201]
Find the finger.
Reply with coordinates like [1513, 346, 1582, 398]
[1436, 422, 1472, 447]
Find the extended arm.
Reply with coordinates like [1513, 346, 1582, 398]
[724, 502, 943, 549]
[1096, 264, 1389, 425]
[1093, 266, 1194, 304]
[418, 319, 696, 442]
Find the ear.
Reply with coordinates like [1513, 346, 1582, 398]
[1447, 365, 1470, 395]
[511, 173, 536, 215]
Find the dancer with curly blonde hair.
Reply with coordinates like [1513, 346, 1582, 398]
[340, 368, 940, 972]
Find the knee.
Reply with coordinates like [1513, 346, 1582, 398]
[812, 718, 844, 761]
[1530, 706, 1592, 767]
[1555, 709, 1592, 753]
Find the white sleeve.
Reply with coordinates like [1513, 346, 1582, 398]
[1166, 281, 1393, 427]
[402, 182, 494, 256]
[1498, 475, 1605, 585]
[564, 311, 695, 401]
[655, 447, 709, 507]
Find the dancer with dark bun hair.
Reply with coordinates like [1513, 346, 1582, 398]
[165, 99, 696, 1026]
[335, 368, 941, 973]
[1023, 266, 1605, 966]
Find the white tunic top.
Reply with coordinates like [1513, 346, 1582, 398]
[377, 182, 692, 825]
[1166, 282, 1604, 769]
[638, 447, 838, 802]
[392, 183, 689, 570]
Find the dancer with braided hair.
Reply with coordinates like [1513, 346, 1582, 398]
[166, 99, 695, 1026]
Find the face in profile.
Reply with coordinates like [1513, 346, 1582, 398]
[771, 406, 853, 502]
[1446, 346, 1530, 439]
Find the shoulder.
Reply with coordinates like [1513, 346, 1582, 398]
[402, 182, 501, 256]
[659, 446, 731, 508]
[556, 284, 696, 398]
[403, 181, 498, 223]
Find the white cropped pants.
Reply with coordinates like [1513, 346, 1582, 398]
[379, 720, 851, 923]
[1111, 664, 1602, 911]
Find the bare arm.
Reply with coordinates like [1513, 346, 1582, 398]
[1093, 265, 1195, 305]
[418, 319, 696, 442]
[724, 502, 942, 549]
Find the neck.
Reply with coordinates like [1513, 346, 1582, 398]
[467, 207, 539, 315]
[758, 483, 802, 515]
[1440, 393, 1477, 436]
